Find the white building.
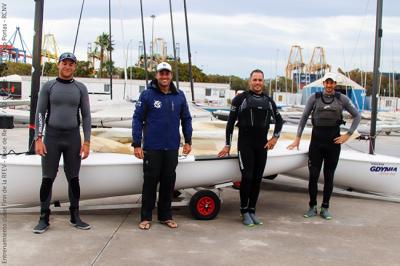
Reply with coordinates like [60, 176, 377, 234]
[273, 92, 302, 106]
[18, 76, 234, 105]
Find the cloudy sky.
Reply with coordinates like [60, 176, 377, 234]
[4, 0, 400, 78]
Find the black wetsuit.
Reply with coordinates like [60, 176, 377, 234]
[225, 91, 283, 214]
[34, 78, 91, 210]
[297, 92, 360, 208]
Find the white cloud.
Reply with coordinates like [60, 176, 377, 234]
[5, 11, 400, 78]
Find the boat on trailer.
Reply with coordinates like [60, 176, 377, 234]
[2, 141, 308, 219]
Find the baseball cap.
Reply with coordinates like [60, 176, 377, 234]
[58, 52, 77, 63]
[322, 72, 337, 82]
[156, 62, 172, 72]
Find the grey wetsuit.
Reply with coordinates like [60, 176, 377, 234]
[34, 78, 91, 209]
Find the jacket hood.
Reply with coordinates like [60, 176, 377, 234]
[148, 79, 179, 94]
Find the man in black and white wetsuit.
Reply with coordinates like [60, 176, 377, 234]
[218, 69, 283, 226]
[33, 52, 91, 234]
[288, 72, 360, 220]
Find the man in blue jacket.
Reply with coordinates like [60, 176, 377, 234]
[132, 62, 192, 230]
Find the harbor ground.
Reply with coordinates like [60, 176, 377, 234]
[2, 128, 400, 266]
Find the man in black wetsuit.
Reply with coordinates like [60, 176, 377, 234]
[33, 52, 92, 233]
[288, 72, 360, 220]
[218, 69, 283, 226]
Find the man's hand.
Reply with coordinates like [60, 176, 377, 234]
[218, 145, 230, 157]
[287, 137, 301, 150]
[265, 136, 278, 150]
[182, 143, 192, 155]
[334, 133, 350, 144]
[134, 147, 144, 159]
[80, 143, 90, 160]
[35, 139, 47, 156]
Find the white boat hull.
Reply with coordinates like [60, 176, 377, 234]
[285, 149, 400, 197]
[2, 146, 308, 207]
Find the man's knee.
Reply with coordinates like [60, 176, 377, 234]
[40, 178, 55, 202]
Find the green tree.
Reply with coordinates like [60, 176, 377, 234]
[121, 60, 248, 93]
[94, 33, 114, 78]
[123, 66, 154, 80]
[339, 68, 394, 96]
[102, 60, 117, 76]
[230, 76, 248, 91]
[206, 74, 230, 84]
[171, 62, 207, 82]
[0, 62, 32, 76]
[42, 62, 58, 76]
[75, 61, 95, 78]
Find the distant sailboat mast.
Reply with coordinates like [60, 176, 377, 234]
[139, 0, 148, 86]
[108, 0, 113, 100]
[369, 0, 383, 154]
[168, 0, 180, 90]
[183, 0, 195, 102]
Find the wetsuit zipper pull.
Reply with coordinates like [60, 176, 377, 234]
[250, 109, 254, 126]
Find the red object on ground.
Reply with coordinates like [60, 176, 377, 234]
[232, 181, 241, 190]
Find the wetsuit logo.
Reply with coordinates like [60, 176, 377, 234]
[154, 100, 162, 109]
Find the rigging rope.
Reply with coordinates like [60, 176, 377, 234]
[349, 0, 371, 67]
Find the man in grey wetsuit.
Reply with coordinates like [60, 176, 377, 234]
[33, 52, 91, 233]
[288, 72, 360, 220]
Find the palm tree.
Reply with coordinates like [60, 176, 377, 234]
[95, 32, 113, 78]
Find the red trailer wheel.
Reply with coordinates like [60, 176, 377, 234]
[189, 190, 221, 220]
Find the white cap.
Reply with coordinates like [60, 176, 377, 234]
[322, 72, 337, 82]
[156, 62, 172, 72]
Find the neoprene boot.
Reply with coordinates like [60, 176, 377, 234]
[69, 207, 91, 230]
[33, 209, 50, 234]
[304, 206, 318, 218]
[242, 212, 254, 227]
[320, 207, 332, 220]
[249, 213, 263, 225]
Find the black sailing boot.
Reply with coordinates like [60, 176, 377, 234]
[69, 207, 91, 230]
[33, 209, 50, 234]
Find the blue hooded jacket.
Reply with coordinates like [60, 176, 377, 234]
[132, 80, 192, 150]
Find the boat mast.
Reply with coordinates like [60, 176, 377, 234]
[183, 0, 194, 102]
[108, 0, 113, 100]
[73, 0, 85, 54]
[369, 0, 383, 155]
[168, 0, 179, 90]
[28, 0, 44, 154]
[139, 0, 148, 86]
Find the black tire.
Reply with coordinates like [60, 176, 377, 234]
[189, 190, 221, 220]
[263, 174, 278, 180]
